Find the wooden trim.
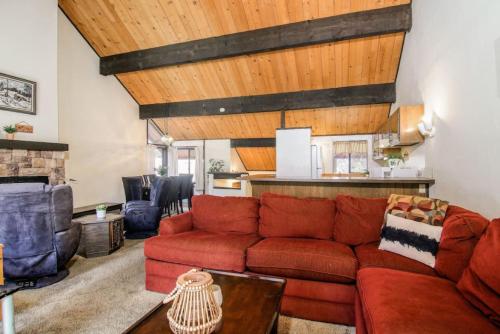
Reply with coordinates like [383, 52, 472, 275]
[230, 138, 276, 148]
[100, 5, 411, 75]
[140, 83, 395, 119]
[0, 139, 68, 151]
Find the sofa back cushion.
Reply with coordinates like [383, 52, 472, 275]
[192, 195, 260, 234]
[435, 205, 490, 282]
[258, 193, 335, 239]
[457, 219, 500, 326]
[334, 195, 387, 246]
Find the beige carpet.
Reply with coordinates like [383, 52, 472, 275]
[4, 240, 354, 334]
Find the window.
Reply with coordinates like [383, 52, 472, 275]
[153, 146, 167, 173]
[176, 147, 196, 183]
[333, 141, 368, 175]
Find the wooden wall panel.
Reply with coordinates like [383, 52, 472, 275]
[236, 147, 276, 171]
[59, 0, 411, 57]
[155, 112, 281, 140]
[251, 182, 423, 199]
[116, 34, 404, 104]
[285, 104, 390, 136]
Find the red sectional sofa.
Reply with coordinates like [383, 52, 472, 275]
[144, 193, 500, 333]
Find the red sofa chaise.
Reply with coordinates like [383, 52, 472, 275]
[144, 193, 499, 333]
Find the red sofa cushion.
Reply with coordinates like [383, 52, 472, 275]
[191, 195, 260, 234]
[246, 238, 357, 283]
[258, 193, 336, 240]
[159, 212, 193, 235]
[355, 242, 436, 277]
[144, 230, 261, 272]
[457, 219, 500, 326]
[334, 195, 387, 246]
[357, 268, 498, 334]
[435, 205, 490, 282]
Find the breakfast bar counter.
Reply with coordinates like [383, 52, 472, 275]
[239, 175, 435, 198]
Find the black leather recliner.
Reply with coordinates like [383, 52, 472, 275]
[0, 183, 81, 288]
[123, 177, 168, 239]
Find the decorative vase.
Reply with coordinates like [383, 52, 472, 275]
[96, 210, 106, 219]
[5, 133, 15, 140]
[164, 269, 223, 334]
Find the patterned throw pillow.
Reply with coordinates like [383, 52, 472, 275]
[379, 194, 449, 267]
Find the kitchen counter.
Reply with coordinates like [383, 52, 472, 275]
[240, 175, 435, 185]
[240, 175, 434, 198]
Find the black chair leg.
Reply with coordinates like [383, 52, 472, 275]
[179, 199, 184, 213]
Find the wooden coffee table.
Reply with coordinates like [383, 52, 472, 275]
[123, 270, 285, 334]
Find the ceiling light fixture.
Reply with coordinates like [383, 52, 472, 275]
[161, 134, 174, 146]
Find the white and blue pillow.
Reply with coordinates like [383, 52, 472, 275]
[379, 213, 443, 267]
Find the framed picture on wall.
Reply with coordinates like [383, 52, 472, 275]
[0, 72, 36, 115]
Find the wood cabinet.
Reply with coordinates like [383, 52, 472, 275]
[373, 105, 424, 160]
[76, 214, 124, 258]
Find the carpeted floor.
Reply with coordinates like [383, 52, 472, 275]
[4, 240, 354, 334]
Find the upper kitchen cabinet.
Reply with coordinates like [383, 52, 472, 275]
[373, 105, 425, 160]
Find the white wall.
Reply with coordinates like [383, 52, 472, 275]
[394, 0, 500, 218]
[58, 10, 147, 207]
[0, 0, 58, 142]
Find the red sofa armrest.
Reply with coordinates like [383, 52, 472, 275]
[159, 212, 193, 235]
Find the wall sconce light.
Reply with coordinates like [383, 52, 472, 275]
[418, 113, 436, 138]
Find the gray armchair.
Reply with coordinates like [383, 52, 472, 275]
[0, 183, 81, 288]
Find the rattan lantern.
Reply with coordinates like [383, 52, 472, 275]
[163, 269, 223, 334]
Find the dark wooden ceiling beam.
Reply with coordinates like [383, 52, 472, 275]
[101, 5, 411, 75]
[139, 83, 396, 119]
[230, 138, 276, 148]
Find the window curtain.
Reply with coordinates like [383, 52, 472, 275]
[318, 143, 333, 174]
[194, 146, 204, 192]
[168, 146, 178, 176]
[350, 141, 368, 154]
[333, 141, 368, 155]
[333, 140, 368, 174]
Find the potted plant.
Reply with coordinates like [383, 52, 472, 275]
[3, 125, 17, 140]
[96, 204, 107, 219]
[155, 166, 168, 176]
[386, 152, 403, 169]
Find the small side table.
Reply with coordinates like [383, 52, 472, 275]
[75, 213, 124, 258]
[1, 287, 20, 334]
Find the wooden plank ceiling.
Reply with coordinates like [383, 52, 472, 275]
[236, 147, 277, 171]
[59, 0, 410, 141]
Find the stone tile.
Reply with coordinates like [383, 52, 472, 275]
[27, 150, 41, 158]
[41, 151, 54, 159]
[32, 158, 46, 168]
[56, 159, 64, 168]
[0, 149, 12, 154]
[19, 168, 45, 176]
[53, 151, 65, 160]
[53, 167, 65, 179]
[0, 164, 7, 176]
[13, 156, 30, 164]
[4, 164, 19, 176]
[12, 149, 28, 157]
[0, 152, 12, 163]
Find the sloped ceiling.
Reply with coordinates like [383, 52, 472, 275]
[59, 0, 410, 141]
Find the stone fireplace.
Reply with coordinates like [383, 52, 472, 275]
[0, 144, 67, 185]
